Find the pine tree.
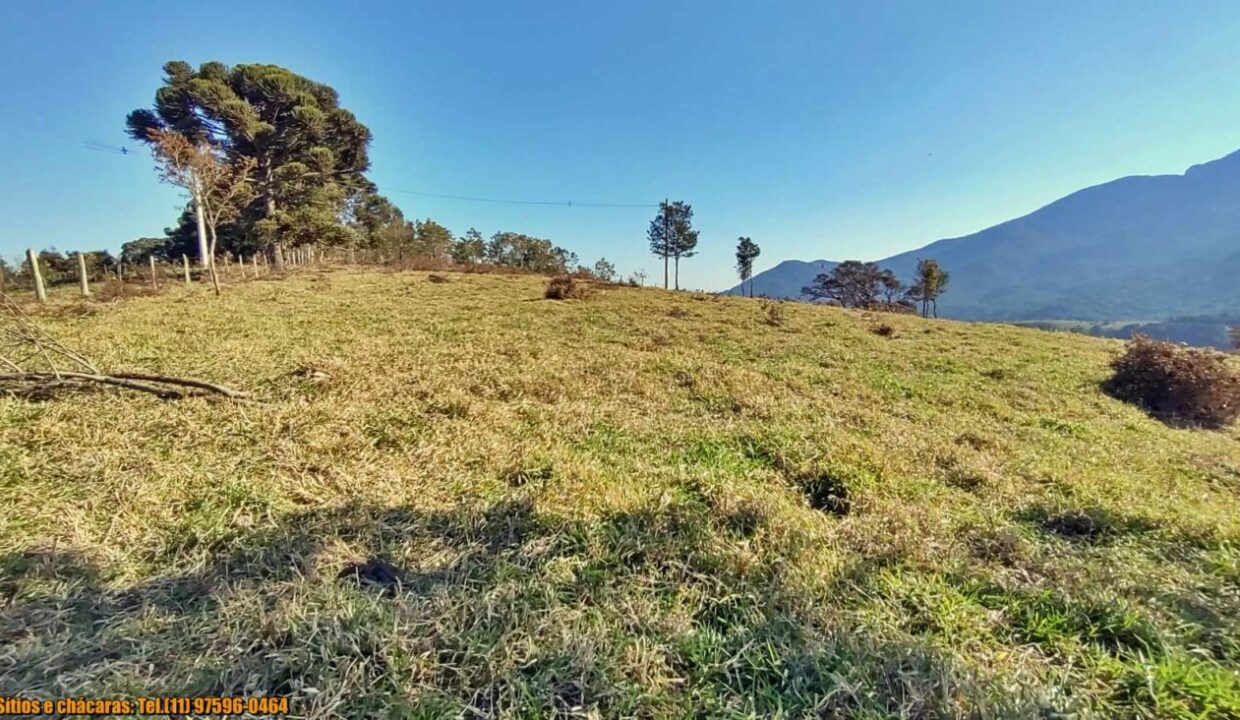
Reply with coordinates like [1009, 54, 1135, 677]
[735, 237, 761, 297]
[908, 258, 950, 318]
[648, 200, 696, 289]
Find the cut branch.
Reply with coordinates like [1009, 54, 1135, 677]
[0, 372, 250, 400]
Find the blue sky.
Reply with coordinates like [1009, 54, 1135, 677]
[2, 1, 1239, 290]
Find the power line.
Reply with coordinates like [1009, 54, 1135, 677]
[374, 187, 655, 209]
[73, 136, 656, 209]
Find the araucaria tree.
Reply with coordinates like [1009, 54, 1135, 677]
[127, 61, 377, 266]
[735, 237, 761, 297]
[908, 258, 950, 318]
[147, 130, 254, 294]
[648, 200, 698, 290]
[802, 260, 910, 311]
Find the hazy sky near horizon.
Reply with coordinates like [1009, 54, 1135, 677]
[2, 1, 1239, 290]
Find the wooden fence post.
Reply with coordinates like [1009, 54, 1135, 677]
[77, 252, 91, 297]
[27, 248, 47, 302]
[182, 254, 191, 287]
[149, 255, 158, 290]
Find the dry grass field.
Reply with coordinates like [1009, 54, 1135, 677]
[2, 268, 1239, 718]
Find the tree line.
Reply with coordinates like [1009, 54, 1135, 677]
[798, 258, 949, 318]
[5, 58, 951, 312]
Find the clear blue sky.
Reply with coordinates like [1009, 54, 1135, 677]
[2, 1, 1239, 290]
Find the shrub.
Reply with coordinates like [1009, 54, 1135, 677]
[544, 275, 589, 300]
[760, 299, 786, 326]
[1104, 335, 1240, 428]
[872, 323, 896, 338]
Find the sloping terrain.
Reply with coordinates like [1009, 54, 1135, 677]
[728, 149, 1240, 322]
[2, 269, 1239, 718]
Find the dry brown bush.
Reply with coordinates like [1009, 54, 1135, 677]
[544, 275, 590, 300]
[1104, 334, 1240, 428]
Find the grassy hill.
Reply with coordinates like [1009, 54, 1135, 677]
[2, 268, 1239, 718]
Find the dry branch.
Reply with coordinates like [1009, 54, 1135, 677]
[0, 291, 249, 401]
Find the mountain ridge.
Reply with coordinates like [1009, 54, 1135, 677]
[725, 149, 1240, 322]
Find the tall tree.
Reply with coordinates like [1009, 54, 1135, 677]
[147, 129, 255, 294]
[908, 258, 950, 318]
[346, 192, 411, 250]
[412, 219, 454, 261]
[127, 61, 373, 266]
[648, 200, 695, 289]
[592, 257, 616, 282]
[451, 228, 486, 265]
[735, 237, 761, 297]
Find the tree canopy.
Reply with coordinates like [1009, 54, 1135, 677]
[908, 258, 950, 318]
[648, 200, 697, 289]
[735, 237, 760, 297]
[802, 260, 912, 311]
[127, 61, 381, 258]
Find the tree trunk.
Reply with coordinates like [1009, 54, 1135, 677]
[192, 190, 209, 268]
[663, 255, 668, 289]
[674, 256, 680, 291]
[206, 224, 221, 296]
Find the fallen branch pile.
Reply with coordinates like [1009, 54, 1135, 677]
[1, 293, 249, 400]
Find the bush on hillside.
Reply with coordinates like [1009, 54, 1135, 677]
[1104, 335, 1240, 428]
[760, 299, 786, 326]
[544, 275, 590, 300]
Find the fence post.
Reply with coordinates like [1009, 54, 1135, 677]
[149, 255, 158, 290]
[27, 248, 47, 302]
[182, 254, 191, 287]
[77, 252, 91, 297]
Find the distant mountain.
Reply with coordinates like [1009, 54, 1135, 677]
[726, 149, 1240, 321]
[726, 259, 836, 299]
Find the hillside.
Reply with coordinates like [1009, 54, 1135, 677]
[2, 269, 1239, 718]
[728, 149, 1240, 322]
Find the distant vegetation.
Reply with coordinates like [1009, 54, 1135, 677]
[1019, 315, 1240, 351]
[800, 258, 949, 317]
